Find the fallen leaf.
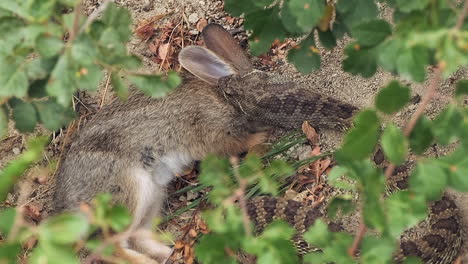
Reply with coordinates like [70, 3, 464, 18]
[302, 121, 319, 145]
[196, 18, 208, 32]
[158, 43, 171, 61]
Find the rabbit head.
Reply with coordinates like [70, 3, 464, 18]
[179, 23, 358, 131]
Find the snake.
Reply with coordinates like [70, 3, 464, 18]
[246, 160, 462, 263]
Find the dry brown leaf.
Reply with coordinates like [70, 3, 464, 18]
[158, 43, 171, 61]
[174, 241, 185, 249]
[189, 229, 198, 238]
[302, 121, 319, 145]
[196, 18, 208, 32]
[318, 4, 335, 31]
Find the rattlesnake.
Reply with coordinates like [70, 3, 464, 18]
[246, 161, 462, 263]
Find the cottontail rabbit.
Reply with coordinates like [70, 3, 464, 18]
[52, 23, 357, 263]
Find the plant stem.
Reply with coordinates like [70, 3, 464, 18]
[230, 157, 252, 237]
[455, 0, 468, 30]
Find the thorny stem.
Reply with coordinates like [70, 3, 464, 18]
[230, 156, 253, 237]
[67, 0, 83, 45]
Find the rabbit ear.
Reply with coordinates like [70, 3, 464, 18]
[202, 23, 253, 74]
[179, 46, 236, 85]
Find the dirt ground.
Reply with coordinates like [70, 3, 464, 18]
[1, 0, 468, 263]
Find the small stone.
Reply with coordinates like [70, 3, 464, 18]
[189, 29, 199, 35]
[12, 148, 20, 155]
[188, 13, 199, 24]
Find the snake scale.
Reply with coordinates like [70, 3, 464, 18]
[245, 161, 462, 263]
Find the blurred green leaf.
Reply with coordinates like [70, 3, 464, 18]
[336, 110, 380, 161]
[0, 107, 7, 138]
[39, 213, 89, 244]
[343, 43, 377, 78]
[36, 35, 64, 58]
[317, 29, 336, 49]
[381, 124, 408, 165]
[106, 205, 131, 232]
[395, 0, 430, 12]
[327, 196, 355, 219]
[195, 233, 238, 264]
[0, 55, 28, 98]
[285, 0, 325, 32]
[128, 74, 177, 98]
[0, 242, 21, 264]
[432, 105, 463, 145]
[375, 81, 410, 114]
[101, 2, 132, 42]
[455, 80, 468, 97]
[26, 57, 57, 81]
[351, 19, 391, 47]
[409, 116, 434, 155]
[396, 46, 429, 83]
[385, 191, 427, 238]
[46, 52, 75, 106]
[441, 148, 468, 192]
[409, 161, 447, 200]
[336, 0, 378, 26]
[0, 208, 16, 237]
[110, 72, 129, 100]
[34, 100, 76, 131]
[25, 0, 57, 23]
[245, 7, 287, 55]
[29, 244, 79, 264]
[303, 219, 331, 248]
[0, 136, 48, 202]
[360, 236, 395, 263]
[11, 99, 37, 132]
[74, 63, 103, 91]
[287, 34, 321, 74]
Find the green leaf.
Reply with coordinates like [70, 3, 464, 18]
[351, 19, 392, 47]
[403, 256, 423, 264]
[0, 107, 7, 138]
[287, 34, 321, 74]
[343, 43, 377, 78]
[432, 105, 463, 145]
[195, 233, 238, 264]
[385, 191, 427, 238]
[455, 80, 468, 97]
[409, 116, 434, 154]
[34, 100, 76, 131]
[11, 99, 38, 132]
[39, 213, 89, 244]
[378, 39, 402, 72]
[46, 52, 75, 106]
[375, 81, 410, 114]
[327, 196, 355, 219]
[286, 0, 325, 32]
[396, 46, 429, 83]
[26, 57, 57, 81]
[409, 161, 447, 200]
[71, 34, 99, 65]
[0, 242, 21, 264]
[74, 63, 103, 91]
[317, 29, 336, 50]
[29, 244, 78, 264]
[245, 7, 287, 55]
[128, 74, 176, 98]
[336, 110, 380, 161]
[360, 236, 395, 263]
[0, 136, 48, 202]
[395, 0, 430, 13]
[106, 205, 131, 232]
[0, 208, 16, 237]
[441, 149, 468, 192]
[101, 3, 132, 42]
[336, 0, 378, 26]
[110, 72, 129, 100]
[36, 35, 64, 58]
[25, 0, 57, 22]
[303, 219, 331, 248]
[224, 0, 258, 16]
[0, 56, 28, 98]
[381, 124, 408, 165]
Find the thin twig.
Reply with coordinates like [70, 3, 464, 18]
[455, 0, 468, 30]
[230, 157, 252, 237]
[67, 0, 83, 44]
[348, 220, 366, 258]
[79, 0, 113, 35]
[100, 74, 112, 108]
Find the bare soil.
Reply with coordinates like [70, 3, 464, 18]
[1, 0, 467, 263]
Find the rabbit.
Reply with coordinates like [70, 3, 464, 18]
[51, 23, 358, 263]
